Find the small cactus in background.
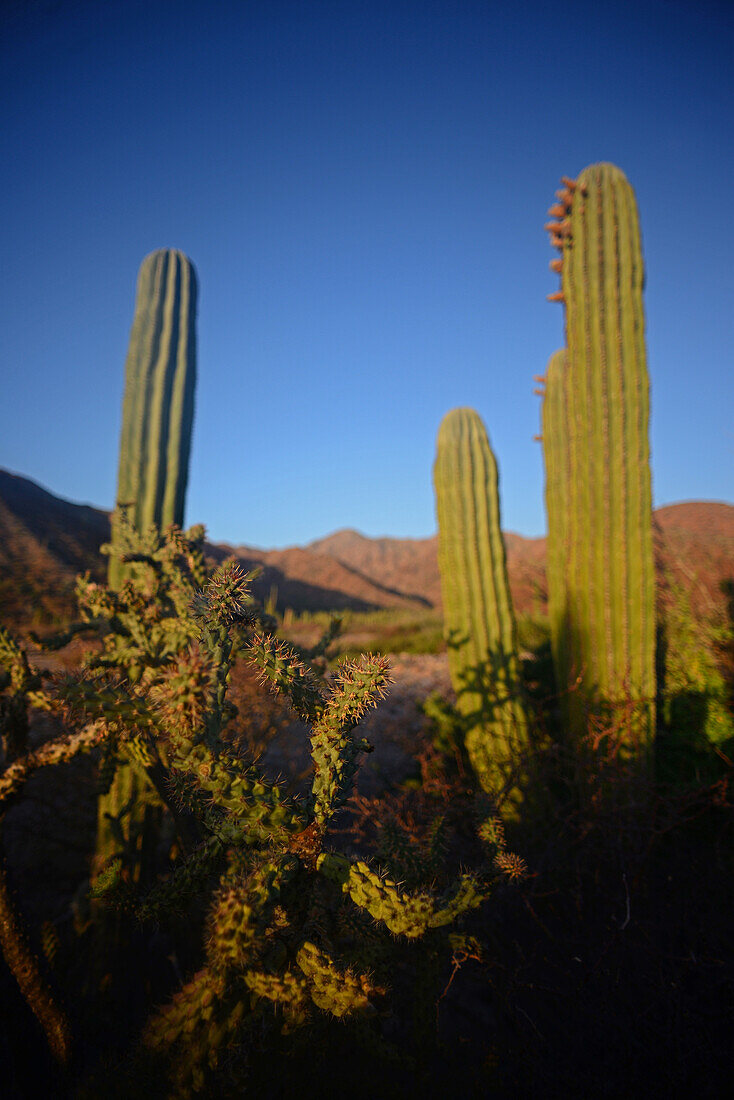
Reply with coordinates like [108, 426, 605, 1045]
[544, 164, 656, 763]
[433, 408, 529, 809]
[109, 248, 197, 589]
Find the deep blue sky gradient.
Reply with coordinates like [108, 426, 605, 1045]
[2, 0, 732, 546]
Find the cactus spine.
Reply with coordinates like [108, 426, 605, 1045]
[544, 164, 655, 761]
[433, 408, 528, 805]
[109, 248, 197, 588]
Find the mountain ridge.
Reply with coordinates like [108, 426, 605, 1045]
[1, 468, 732, 628]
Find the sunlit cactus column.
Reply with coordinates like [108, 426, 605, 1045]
[544, 164, 656, 762]
[433, 408, 529, 806]
[109, 248, 197, 587]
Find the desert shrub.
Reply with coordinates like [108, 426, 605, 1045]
[0, 517, 511, 1096]
[657, 577, 734, 786]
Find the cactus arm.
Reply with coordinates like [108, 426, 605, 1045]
[295, 941, 382, 1017]
[316, 852, 483, 939]
[309, 654, 390, 827]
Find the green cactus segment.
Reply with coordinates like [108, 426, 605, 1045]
[545, 164, 655, 757]
[208, 857, 299, 972]
[245, 967, 310, 1030]
[317, 852, 483, 939]
[309, 654, 390, 827]
[138, 837, 223, 923]
[143, 965, 246, 1090]
[433, 407, 529, 801]
[295, 941, 381, 1017]
[110, 248, 197, 588]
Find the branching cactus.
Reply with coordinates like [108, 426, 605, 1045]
[544, 164, 656, 763]
[110, 248, 197, 589]
[1, 522, 493, 1093]
[433, 408, 529, 809]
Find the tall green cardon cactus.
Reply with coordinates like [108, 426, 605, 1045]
[543, 164, 655, 762]
[100, 249, 197, 870]
[433, 408, 529, 807]
[109, 248, 197, 588]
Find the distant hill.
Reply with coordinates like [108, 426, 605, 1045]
[305, 527, 548, 619]
[0, 468, 732, 629]
[0, 469, 110, 626]
[652, 502, 734, 620]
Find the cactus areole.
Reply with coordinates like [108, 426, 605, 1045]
[110, 249, 197, 587]
[544, 164, 656, 762]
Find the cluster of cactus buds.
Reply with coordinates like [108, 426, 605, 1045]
[544, 175, 588, 299]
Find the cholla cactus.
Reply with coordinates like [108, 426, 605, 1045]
[1, 521, 492, 1093]
[85, 511, 209, 872]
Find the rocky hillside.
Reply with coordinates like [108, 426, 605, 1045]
[0, 467, 732, 629]
[0, 469, 110, 626]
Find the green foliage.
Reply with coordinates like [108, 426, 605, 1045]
[0, 520, 493, 1094]
[433, 407, 530, 810]
[336, 623, 446, 659]
[281, 608, 446, 660]
[422, 690, 468, 766]
[657, 577, 734, 783]
[543, 164, 656, 766]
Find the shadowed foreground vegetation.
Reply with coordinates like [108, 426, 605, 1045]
[1, 537, 732, 1097]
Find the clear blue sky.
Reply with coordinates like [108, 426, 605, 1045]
[2, 0, 732, 548]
